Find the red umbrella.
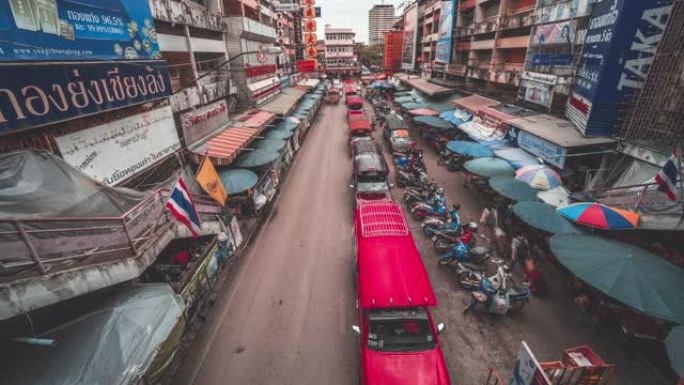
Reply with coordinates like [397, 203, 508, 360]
[408, 108, 439, 116]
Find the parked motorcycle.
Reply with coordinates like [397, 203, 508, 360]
[437, 150, 466, 172]
[438, 244, 492, 266]
[410, 201, 448, 220]
[403, 183, 439, 206]
[395, 167, 429, 188]
[463, 264, 531, 314]
[421, 217, 461, 238]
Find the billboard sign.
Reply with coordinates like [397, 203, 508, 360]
[535, 0, 592, 24]
[180, 100, 229, 146]
[0, 60, 172, 134]
[515, 128, 567, 169]
[435, 0, 455, 64]
[0, 0, 161, 61]
[567, 0, 674, 136]
[401, 3, 418, 70]
[55, 106, 181, 186]
[523, 80, 553, 109]
[532, 20, 576, 46]
[274, 3, 299, 12]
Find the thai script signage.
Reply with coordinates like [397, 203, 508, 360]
[0, 60, 172, 134]
[401, 3, 418, 70]
[530, 53, 573, 66]
[55, 105, 181, 186]
[517, 130, 566, 169]
[435, 0, 455, 64]
[245, 64, 277, 78]
[0, 0, 161, 61]
[567, 0, 673, 136]
[180, 100, 229, 146]
[274, 3, 299, 12]
[532, 20, 576, 46]
[522, 71, 558, 85]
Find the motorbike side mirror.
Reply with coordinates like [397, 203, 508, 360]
[437, 323, 446, 334]
[349, 184, 354, 188]
[351, 325, 361, 335]
[389, 183, 395, 188]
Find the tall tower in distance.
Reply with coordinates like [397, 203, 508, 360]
[368, 3, 397, 46]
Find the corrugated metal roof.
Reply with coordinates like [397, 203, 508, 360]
[204, 127, 258, 165]
[508, 114, 616, 148]
[453, 94, 499, 113]
[259, 88, 307, 115]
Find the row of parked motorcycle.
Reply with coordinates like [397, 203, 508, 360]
[371, 97, 532, 316]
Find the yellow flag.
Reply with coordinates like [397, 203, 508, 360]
[196, 155, 228, 206]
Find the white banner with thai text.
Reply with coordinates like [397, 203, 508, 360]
[55, 106, 181, 186]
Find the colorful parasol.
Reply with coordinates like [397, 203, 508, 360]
[515, 165, 562, 190]
[557, 202, 640, 230]
[408, 108, 439, 116]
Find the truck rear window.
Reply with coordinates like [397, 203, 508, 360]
[367, 308, 436, 352]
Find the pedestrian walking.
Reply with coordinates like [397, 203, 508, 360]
[479, 205, 498, 243]
[509, 232, 529, 272]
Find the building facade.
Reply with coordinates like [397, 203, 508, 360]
[383, 31, 404, 75]
[369, 4, 398, 46]
[324, 25, 359, 76]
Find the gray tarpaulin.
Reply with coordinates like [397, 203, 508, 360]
[0, 151, 146, 218]
[3, 283, 184, 385]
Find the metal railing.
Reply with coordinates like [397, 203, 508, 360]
[0, 189, 222, 278]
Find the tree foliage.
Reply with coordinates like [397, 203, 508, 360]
[355, 43, 384, 68]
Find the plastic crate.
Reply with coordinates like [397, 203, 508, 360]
[563, 346, 607, 368]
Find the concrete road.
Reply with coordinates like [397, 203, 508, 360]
[173, 99, 664, 385]
[172, 101, 358, 385]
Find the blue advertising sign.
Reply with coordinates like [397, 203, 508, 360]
[435, 0, 455, 64]
[530, 53, 573, 66]
[516, 129, 567, 169]
[0, 61, 172, 134]
[0, 0, 161, 61]
[567, 0, 674, 136]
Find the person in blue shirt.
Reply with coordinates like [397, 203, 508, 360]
[447, 203, 461, 230]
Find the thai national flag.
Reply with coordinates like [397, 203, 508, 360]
[655, 152, 680, 202]
[166, 178, 202, 238]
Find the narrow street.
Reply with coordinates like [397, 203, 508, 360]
[172, 101, 358, 385]
[172, 101, 665, 385]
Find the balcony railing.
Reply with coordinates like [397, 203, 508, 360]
[241, 17, 277, 39]
[150, 0, 226, 32]
[0, 189, 222, 279]
[458, 0, 476, 11]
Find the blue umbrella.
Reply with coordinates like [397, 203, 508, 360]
[439, 109, 472, 125]
[218, 168, 258, 194]
[275, 120, 299, 131]
[235, 149, 280, 168]
[414, 116, 453, 130]
[400, 102, 427, 110]
[446, 141, 494, 157]
[254, 138, 286, 151]
[513, 202, 582, 234]
[264, 129, 294, 140]
[488, 176, 540, 202]
[464, 157, 515, 177]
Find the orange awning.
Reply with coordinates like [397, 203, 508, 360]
[205, 127, 259, 166]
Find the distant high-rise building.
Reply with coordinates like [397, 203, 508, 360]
[368, 4, 397, 46]
[325, 25, 359, 75]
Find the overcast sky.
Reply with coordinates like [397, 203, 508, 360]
[318, 0, 405, 44]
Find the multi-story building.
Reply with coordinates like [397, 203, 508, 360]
[369, 4, 398, 46]
[224, 0, 280, 106]
[446, 0, 535, 100]
[517, 0, 593, 114]
[324, 25, 359, 76]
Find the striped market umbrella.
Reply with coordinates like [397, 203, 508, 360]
[516, 165, 562, 190]
[408, 108, 439, 116]
[557, 202, 640, 230]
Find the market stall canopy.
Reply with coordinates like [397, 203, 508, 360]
[666, 325, 684, 377]
[414, 116, 453, 130]
[254, 138, 287, 152]
[538, 186, 571, 207]
[234, 148, 280, 168]
[369, 80, 394, 89]
[232, 109, 276, 128]
[400, 102, 427, 110]
[507, 114, 616, 148]
[453, 94, 499, 114]
[200, 127, 260, 166]
[259, 88, 307, 116]
[440, 108, 472, 126]
[558, 202, 640, 230]
[395, 96, 421, 103]
[464, 157, 515, 178]
[458, 117, 507, 143]
[394, 73, 453, 96]
[274, 119, 299, 132]
[446, 141, 494, 157]
[3, 284, 183, 385]
[493, 146, 540, 170]
[550, 235, 684, 323]
[489, 176, 541, 202]
[513, 202, 582, 234]
[516, 165, 562, 190]
[218, 168, 259, 194]
[409, 108, 439, 116]
[264, 129, 294, 140]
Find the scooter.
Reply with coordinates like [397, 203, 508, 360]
[437, 150, 466, 172]
[410, 201, 448, 220]
[421, 217, 461, 238]
[395, 167, 429, 188]
[433, 230, 477, 253]
[438, 244, 492, 266]
[403, 183, 439, 206]
[463, 265, 531, 314]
